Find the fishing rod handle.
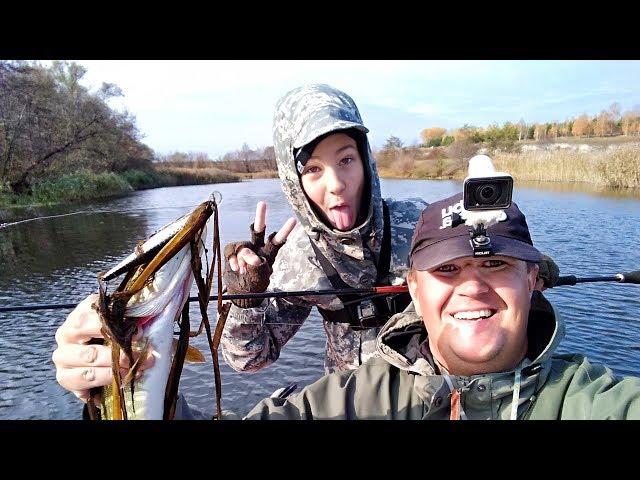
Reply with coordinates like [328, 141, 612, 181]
[555, 275, 577, 286]
[620, 270, 640, 284]
[554, 272, 639, 286]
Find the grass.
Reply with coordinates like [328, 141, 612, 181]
[520, 135, 640, 147]
[378, 157, 463, 179]
[236, 170, 279, 179]
[30, 170, 133, 204]
[0, 167, 242, 207]
[154, 166, 241, 186]
[376, 140, 640, 190]
[493, 144, 640, 188]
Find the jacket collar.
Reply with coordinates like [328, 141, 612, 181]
[376, 292, 564, 417]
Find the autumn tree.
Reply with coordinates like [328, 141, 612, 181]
[451, 124, 483, 143]
[572, 114, 592, 138]
[558, 119, 573, 138]
[533, 124, 547, 141]
[594, 110, 614, 137]
[622, 111, 640, 136]
[420, 127, 446, 145]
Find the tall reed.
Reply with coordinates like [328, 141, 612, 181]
[493, 144, 640, 188]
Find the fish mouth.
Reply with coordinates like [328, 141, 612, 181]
[102, 214, 191, 281]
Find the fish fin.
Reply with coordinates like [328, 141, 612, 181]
[185, 344, 206, 363]
[171, 338, 206, 363]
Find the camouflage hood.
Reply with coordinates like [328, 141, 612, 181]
[272, 84, 385, 282]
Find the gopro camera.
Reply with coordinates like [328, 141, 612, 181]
[463, 155, 513, 211]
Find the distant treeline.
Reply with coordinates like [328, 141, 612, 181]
[417, 102, 640, 152]
[157, 145, 277, 174]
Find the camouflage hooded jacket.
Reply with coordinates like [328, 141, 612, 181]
[244, 292, 640, 419]
[221, 84, 426, 374]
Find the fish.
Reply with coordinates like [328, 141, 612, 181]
[91, 196, 218, 420]
[99, 241, 197, 419]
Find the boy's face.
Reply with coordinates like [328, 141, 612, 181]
[408, 255, 538, 376]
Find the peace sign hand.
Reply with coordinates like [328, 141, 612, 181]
[223, 201, 296, 308]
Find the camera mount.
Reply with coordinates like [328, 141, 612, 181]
[469, 223, 492, 256]
[462, 155, 514, 256]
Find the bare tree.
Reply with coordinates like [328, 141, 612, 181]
[445, 139, 478, 166]
[239, 143, 255, 173]
[517, 118, 527, 141]
[262, 146, 276, 170]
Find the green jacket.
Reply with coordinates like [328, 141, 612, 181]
[244, 292, 640, 419]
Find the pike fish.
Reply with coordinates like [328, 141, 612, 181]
[91, 196, 218, 420]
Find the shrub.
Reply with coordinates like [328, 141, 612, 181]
[30, 170, 132, 204]
[427, 137, 442, 147]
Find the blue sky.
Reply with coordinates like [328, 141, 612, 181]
[70, 60, 640, 158]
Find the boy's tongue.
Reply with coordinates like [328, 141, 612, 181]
[330, 205, 353, 230]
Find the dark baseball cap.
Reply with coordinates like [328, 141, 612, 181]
[409, 192, 542, 271]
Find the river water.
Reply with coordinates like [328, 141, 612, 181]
[1, 178, 639, 419]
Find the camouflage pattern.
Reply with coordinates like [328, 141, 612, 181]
[221, 84, 426, 374]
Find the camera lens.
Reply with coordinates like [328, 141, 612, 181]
[475, 183, 501, 204]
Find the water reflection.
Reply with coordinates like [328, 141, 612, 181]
[517, 180, 640, 200]
[0, 211, 149, 284]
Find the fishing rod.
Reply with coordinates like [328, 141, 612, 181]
[555, 270, 640, 286]
[0, 285, 407, 313]
[1, 270, 639, 313]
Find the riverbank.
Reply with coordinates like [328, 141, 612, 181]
[237, 170, 279, 179]
[492, 144, 640, 188]
[376, 142, 640, 190]
[0, 168, 242, 208]
[3, 141, 639, 208]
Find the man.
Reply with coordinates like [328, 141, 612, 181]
[238, 192, 640, 419]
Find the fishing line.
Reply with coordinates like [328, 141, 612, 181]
[0, 203, 203, 229]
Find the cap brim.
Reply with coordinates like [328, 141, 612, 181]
[411, 234, 542, 271]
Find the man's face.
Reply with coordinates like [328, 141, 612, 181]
[408, 255, 539, 376]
